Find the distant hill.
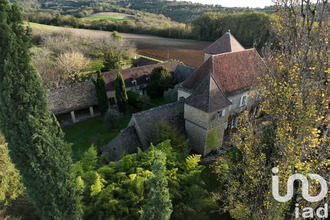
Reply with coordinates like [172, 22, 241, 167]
[16, 0, 274, 23]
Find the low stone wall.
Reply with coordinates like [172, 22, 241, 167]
[48, 82, 98, 115]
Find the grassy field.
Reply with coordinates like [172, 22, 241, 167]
[28, 22, 211, 68]
[81, 12, 134, 22]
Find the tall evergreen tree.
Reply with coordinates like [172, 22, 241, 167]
[115, 72, 128, 113]
[142, 150, 172, 220]
[0, 134, 23, 215]
[0, 1, 82, 219]
[91, 70, 109, 117]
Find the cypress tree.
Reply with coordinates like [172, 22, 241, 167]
[91, 70, 109, 117]
[142, 150, 172, 220]
[0, 1, 82, 219]
[115, 72, 128, 113]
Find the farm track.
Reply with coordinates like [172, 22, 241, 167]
[30, 23, 211, 68]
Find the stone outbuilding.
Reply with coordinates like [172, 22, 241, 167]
[48, 82, 98, 126]
[102, 61, 181, 104]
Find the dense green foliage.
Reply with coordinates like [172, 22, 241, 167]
[148, 121, 187, 149]
[0, 135, 23, 215]
[75, 140, 216, 219]
[127, 91, 151, 111]
[0, 1, 82, 219]
[115, 72, 128, 113]
[92, 71, 110, 117]
[147, 66, 176, 98]
[141, 150, 172, 220]
[192, 12, 273, 48]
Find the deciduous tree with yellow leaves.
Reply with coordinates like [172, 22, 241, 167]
[214, 0, 329, 219]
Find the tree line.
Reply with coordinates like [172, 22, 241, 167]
[17, 0, 274, 24]
[25, 10, 273, 48]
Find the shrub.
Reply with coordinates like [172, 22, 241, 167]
[164, 84, 179, 103]
[147, 66, 177, 98]
[127, 91, 152, 110]
[127, 91, 141, 108]
[149, 121, 187, 149]
[103, 108, 123, 129]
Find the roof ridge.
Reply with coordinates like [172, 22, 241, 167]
[228, 34, 232, 52]
[210, 74, 232, 106]
[211, 48, 255, 58]
[102, 61, 180, 74]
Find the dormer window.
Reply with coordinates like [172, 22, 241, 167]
[216, 109, 226, 120]
[146, 77, 150, 82]
[239, 95, 248, 107]
[131, 79, 137, 85]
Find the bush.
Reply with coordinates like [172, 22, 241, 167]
[164, 84, 179, 103]
[127, 91, 141, 108]
[103, 108, 123, 129]
[149, 121, 187, 149]
[147, 66, 177, 98]
[127, 91, 152, 111]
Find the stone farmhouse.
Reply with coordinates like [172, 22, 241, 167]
[101, 32, 268, 160]
[48, 61, 194, 126]
[102, 61, 181, 105]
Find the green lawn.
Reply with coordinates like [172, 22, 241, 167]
[63, 97, 167, 161]
[150, 97, 167, 107]
[63, 116, 131, 161]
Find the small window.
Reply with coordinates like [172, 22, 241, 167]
[109, 97, 116, 105]
[146, 77, 150, 82]
[240, 95, 248, 107]
[132, 79, 137, 85]
[256, 90, 262, 101]
[234, 116, 239, 128]
[231, 116, 239, 129]
[225, 121, 228, 129]
[217, 109, 226, 120]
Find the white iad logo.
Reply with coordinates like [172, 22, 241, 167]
[272, 167, 328, 218]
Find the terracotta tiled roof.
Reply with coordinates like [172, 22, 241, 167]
[203, 32, 245, 55]
[185, 73, 232, 113]
[182, 49, 267, 95]
[102, 61, 180, 91]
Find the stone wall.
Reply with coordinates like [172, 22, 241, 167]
[184, 104, 229, 155]
[184, 104, 209, 129]
[208, 106, 230, 129]
[48, 82, 98, 115]
[185, 120, 207, 154]
[227, 89, 259, 115]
